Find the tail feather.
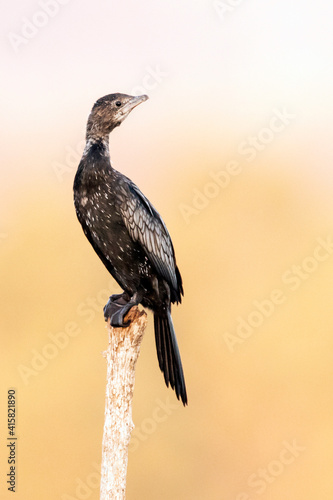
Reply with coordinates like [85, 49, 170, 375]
[154, 312, 187, 405]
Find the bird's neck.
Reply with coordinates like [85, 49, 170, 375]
[82, 135, 111, 161]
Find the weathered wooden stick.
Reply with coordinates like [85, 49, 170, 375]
[100, 306, 148, 500]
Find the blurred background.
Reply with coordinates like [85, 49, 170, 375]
[1, 1, 333, 499]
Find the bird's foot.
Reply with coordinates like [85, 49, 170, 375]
[104, 292, 137, 327]
[103, 293, 129, 320]
[110, 306, 132, 327]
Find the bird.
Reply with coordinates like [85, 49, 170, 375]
[73, 93, 187, 405]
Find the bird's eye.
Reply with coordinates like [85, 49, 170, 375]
[115, 101, 122, 107]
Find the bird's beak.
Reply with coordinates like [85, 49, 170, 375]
[121, 95, 149, 116]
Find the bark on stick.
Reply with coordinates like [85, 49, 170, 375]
[100, 306, 147, 500]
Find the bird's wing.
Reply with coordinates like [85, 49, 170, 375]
[118, 181, 180, 293]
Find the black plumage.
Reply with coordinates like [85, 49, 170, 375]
[73, 93, 187, 405]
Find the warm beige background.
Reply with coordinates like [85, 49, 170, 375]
[1, 1, 333, 499]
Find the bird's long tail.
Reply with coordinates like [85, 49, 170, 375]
[153, 311, 187, 405]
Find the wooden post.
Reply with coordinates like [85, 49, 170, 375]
[100, 306, 148, 500]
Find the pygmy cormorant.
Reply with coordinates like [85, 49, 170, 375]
[73, 93, 187, 405]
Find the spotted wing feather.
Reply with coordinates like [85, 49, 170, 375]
[119, 182, 181, 296]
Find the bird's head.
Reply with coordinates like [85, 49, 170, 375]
[86, 93, 149, 140]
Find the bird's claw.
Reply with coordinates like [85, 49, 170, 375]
[110, 310, 131, 328]
[103, 293, 133, 327]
